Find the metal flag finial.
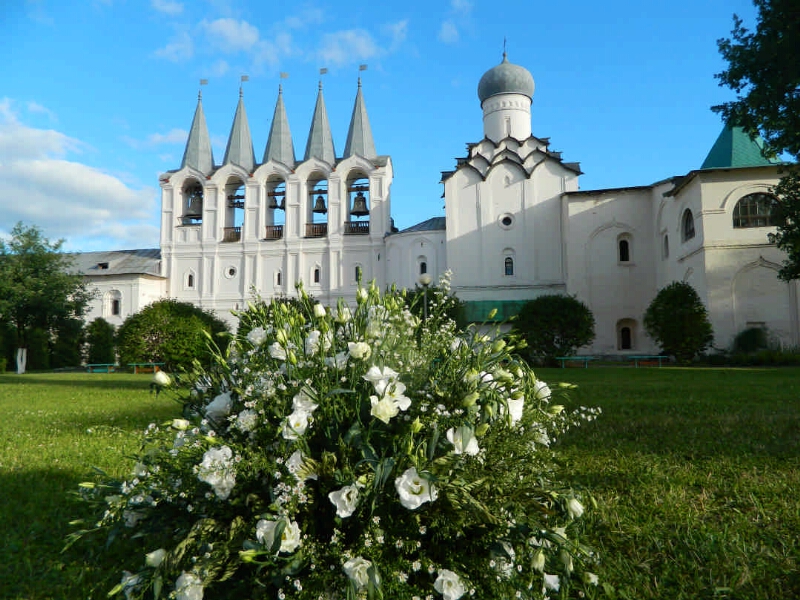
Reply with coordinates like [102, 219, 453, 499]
[199, 78, 208, 99]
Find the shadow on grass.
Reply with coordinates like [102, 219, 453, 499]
[0, 467, 124, 600]
[0, 373, 160, 391]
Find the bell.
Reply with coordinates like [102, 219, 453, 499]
[186, 195, 203, 217]
[312, 194, 327, 214]
[268, 196, 280, 209]
[351, 191, 369, 217]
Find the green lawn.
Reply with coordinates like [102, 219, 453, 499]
[1, 368, 798, 599]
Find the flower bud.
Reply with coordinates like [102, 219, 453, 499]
[288, 350, 298, 365]
[475, 423, 489, 437]
[313, 304, 326, 318]
[462, 391, 480, 407]
[510, 390, 524, 400]
[491, 339, 506, 353]
[172, 418, 191, 430]
[145, 548, 166, 568]
[532, 550, 545, 572]
[276, 329, 288, 344]
[357, 288, 369, 303]
[487, 308, 498, 320]
[550, 405, 564, 415]
[411, 417, 423, 433]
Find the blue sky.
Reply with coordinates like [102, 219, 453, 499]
[1, 0, 759, 252]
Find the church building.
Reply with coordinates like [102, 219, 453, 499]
[78, 54, 798, 356]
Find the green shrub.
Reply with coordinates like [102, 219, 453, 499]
[86, 318, 116, 364]
[732, 327, 770, 354]
[0, 357, 6, 373]
[51, 318, 85, 368]
[116, 299, 229, 371]
[513, 294, 595, 361]
[643, 281, 713, 364]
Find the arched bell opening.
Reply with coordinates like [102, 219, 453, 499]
[306, 174, 328, 238]
[265, 177, 286, 240]
[181, 179, 204, 225]
[346, 174, 369, 235]
[223, 177, 246, 242]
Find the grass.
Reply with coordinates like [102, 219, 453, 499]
[1, 368, 798, 599]
[544, 367, 800, 600]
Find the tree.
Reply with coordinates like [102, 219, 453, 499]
[116, 299, 229, 371]
[643, 281, 713, 363]
[714, 0, 800, 280]
[86, 318, 116, 364]
[0, 223, 92, 373]
[513, 294, 595, 362]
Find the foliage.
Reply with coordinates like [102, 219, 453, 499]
[0, 222, 92, 348]
[25, 327, 51, 371]
[404, 272, 467, 329]
[513, 295, 596, 361]
[116, 299, 229, 371]
[714, 0, 800, 280]
[731, 326, 770, 354]
[87, 318, 117, 364]
[73, 279, 601, 600]
[643, 282, 713, 363]
[51, 317, 85, 368]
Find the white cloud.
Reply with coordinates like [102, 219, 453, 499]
[153, 30, 194, 62]
[27, 101, 57, 121]
[284, 7, 324, 29]
[318, 29, 380, 67]
[208, 59, 230, 77]
[451, 0, 472, 14]
[383, 20, 408, 52]
[201, 18, 260, 53]
[253, 33, 295, 69]
[438, 20, 459, 44]
[0, 100, 159, 250]
[151, 0, 183, 15]
[148, 128, 188, 145]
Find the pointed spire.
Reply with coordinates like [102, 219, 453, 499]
[181, 89, 215, 175]
[222, 86, 256, 172]
[304, 81, 336, 164]
[344, 77, 377, 159]
[263, 84, 296, 167]
[701, 124, 780, 169]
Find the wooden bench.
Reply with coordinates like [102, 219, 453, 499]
[628, 355, 667, 367]
[555, 356, 597, 368]
[86, 363, 116, 373]
[128, 362, 165, 374]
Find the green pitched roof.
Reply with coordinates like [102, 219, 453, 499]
[700, 125, 780, 169]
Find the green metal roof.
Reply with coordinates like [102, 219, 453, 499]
[700, 125, 780, 169]
[463, 300, 528, 323]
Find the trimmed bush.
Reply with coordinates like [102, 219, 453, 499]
[116, 299, 229, 371]
[86, 318, 116, 364]
[644, 281, 713, 363]
[513, 294, 595, 362]
[731, 327, 770, 354]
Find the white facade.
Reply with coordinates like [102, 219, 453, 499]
[81, 57, 798, 355]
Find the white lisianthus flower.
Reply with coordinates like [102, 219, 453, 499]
[305, 330, 321, 355]
[197, 446, 236, 500]
[153, 371, 171, 387]
[204, 392, 232, 423]
[370, 395, 400, 424]
[356, 287, 369, 302]
[336, 305, 352, 323]
[533, 380, 552, 402]
[287, 450, 318, 481]
[506, 397, 525, 425]
[363, 365, 399, 386]
[446, 426, 480, 456]
[256, 518, 302, 553]
[347, 341, 371, 360]
[145, 548, 166, 568]
[175, 571, 204, 600]
[343, 556, 375, 589]
[268, 342, 287, 360]
[234, 409, 258, 433]
[282, 410, 312, 440]
[395, 467, 437, 510]
[324, 351, 348, 370]
[313, 303, 326, 318]
[292, 390, 318, 414]
[328, 483, 360, 518]
[567, 497, 584, 519]
[433, 569, 467, 600]
[120, 571, 141, 600]
[543, 573, 560, 592]
[246, 326, 267, 346]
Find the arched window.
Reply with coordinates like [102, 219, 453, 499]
[733, 193, 778, 228]
[355, 265, 363, 282]
[420, 261, 427, 275]
[618, 239, 630, 262]
[682, 209, 695, 242]
[104, 290, 122, 318]
[276, 271, 282, 286]
[313, 267, 321, 284]
[186, 272, 195, 290]
[663, 235, 670, 259]
[617, 319, 637, 351]
[504, 257, 514, 276]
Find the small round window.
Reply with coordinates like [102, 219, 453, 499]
[225, 266, 237, 279]
[498, 214, 514, 230]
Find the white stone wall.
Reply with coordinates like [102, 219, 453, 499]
[83, 274, 166, 328]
